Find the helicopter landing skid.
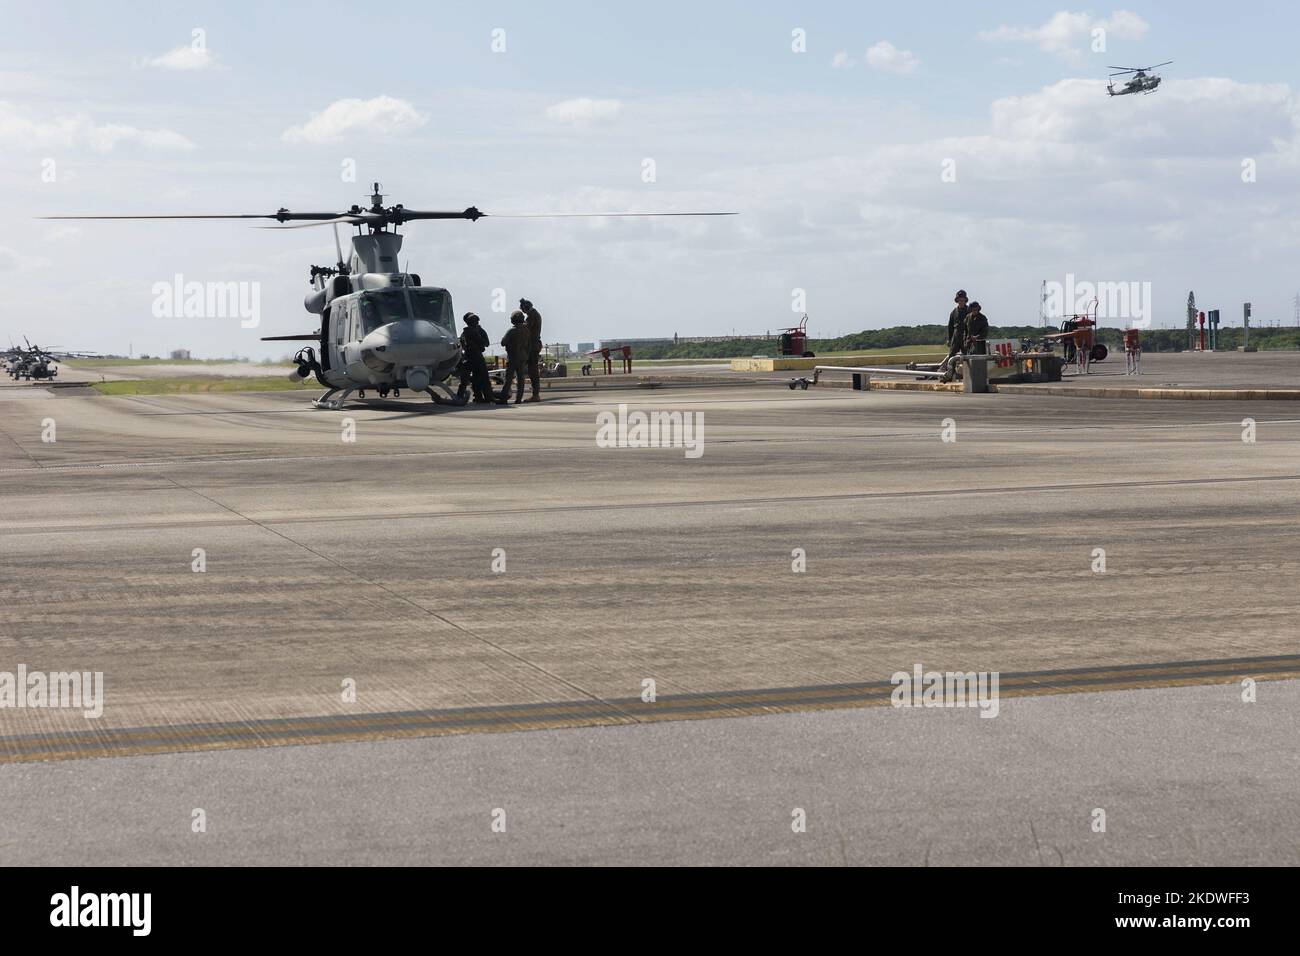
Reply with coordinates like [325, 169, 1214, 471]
[422, 383, 469, 406]
[311, 381, 467, 410]
[311, 386, 357, 410]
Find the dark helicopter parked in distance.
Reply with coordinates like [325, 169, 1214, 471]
[4, 340, 97, 381]
[1107, 61, 1172, 96]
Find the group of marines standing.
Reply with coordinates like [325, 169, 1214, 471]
[456, 298, 545, 405]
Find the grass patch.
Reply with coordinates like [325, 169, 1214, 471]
[66, 358, 290, 368]
[91, 377, 315, 396]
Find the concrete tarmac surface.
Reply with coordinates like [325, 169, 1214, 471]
[1, 372, 1297, 863]
[0, 680, 1295, 866]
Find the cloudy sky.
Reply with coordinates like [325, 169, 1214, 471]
[2, 0, 1298, 357]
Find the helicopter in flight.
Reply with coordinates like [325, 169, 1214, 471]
[45, 183, 735, 409]
[1107, 61, 1172, 96]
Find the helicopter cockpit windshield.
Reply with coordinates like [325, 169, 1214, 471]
[359, 289, 455, 334]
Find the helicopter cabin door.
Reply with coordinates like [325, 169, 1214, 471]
[329, 299, 349, 372]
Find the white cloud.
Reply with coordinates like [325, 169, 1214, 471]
[865, 41, 919, 74]
[281, 96, 427, 144]
[87, 124, 196, 151]
[141, 45, 220, 71]
[544, 97, 623, 126]
[0, 246, 51, 272]
[0, 101, 196, 151]
[831, 51, 855, 69]
[979, 10, 1149, 60]
[42, 225, 82, 243]
[0, 70, 46, 93]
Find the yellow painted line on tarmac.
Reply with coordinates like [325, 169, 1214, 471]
[1, 654, 1296, 765]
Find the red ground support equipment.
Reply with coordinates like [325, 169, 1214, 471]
[1123, 328, 1142, 375]
[586, 346, 633, 374]
[778, 315, 814, 357]
[1071, 317, 1096, 373]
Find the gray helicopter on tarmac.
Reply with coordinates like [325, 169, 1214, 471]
[1107, 61, 1171, 96]
[45, 184, 734, 409]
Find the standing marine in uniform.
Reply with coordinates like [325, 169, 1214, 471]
[520, 298, 543, 403]
[498, 311, 530, 405]
[458, 312, 494, 403]
[940, 289, 970, 382]
[946, 289, 969, 361]
[964, 301, 988, 355]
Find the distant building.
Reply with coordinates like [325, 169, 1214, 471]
[170, 349, 192, 360]
[577, 342, 596, 354]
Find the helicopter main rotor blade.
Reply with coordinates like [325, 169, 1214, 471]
[483, 211, 739, 218]
[1108, 61, 1170, 72]
[40, 211, 355, 223]
[42, 214, 273, 221]
[395, 208, 737, 221]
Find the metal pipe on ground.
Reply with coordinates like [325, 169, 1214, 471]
[809, 365, 941, 386]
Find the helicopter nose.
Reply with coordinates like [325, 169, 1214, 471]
[362, 320, 457, 367]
